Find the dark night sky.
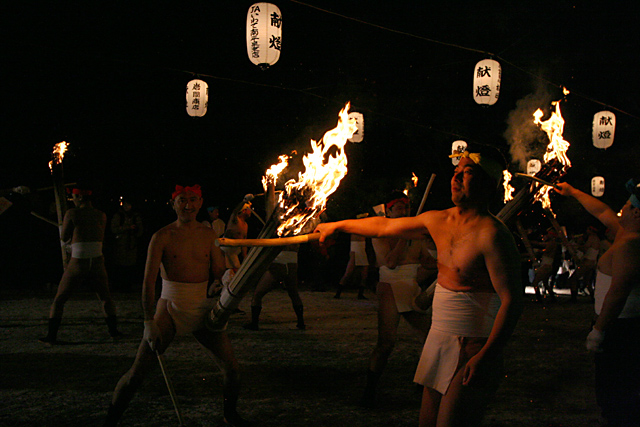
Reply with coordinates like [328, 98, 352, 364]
[2, 1, 640, 226]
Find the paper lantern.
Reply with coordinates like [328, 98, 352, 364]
[592, 111, 615, 149]
[186, 79, 208, 117]
[348, 112, 364, 143]
[473, 59, 501, 105]
[591, 176, 605, 197]
[246, 3, 282, 68]
[527, 159, 542, 176]
[451, 140, 467, 165]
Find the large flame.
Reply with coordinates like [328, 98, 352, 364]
[48, 141, 69, 172]
[533, 100, 571, 210]
[262, 154, 290, 191]
[276, 103, 357, 236]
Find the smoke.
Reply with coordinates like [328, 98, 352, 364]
[503, 82, 554, 171]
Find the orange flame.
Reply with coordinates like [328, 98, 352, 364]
[276, 103, 357, 236]
[503, 170, 514, 202]
[48, 141, 69, 172]
[262, 154, 290, 191]
[533, 100, 571, 210]
[404, 172, 419, 196]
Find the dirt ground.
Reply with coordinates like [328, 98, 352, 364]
[1, 285, 602, 427]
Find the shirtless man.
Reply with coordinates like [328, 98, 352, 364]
[360, 192, 433, 407]
[39, 186, 122, 344]
[105, 185, 248, 427]
[555, 180, 640, 426]
[530, 228, 561, 302]
[567, 225, 600, 302]
[315, 151, 522, 426]
[220, 196, 253, 288]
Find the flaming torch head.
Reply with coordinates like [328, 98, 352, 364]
[276, 103, 358, 236]
[262, 154, 290, 191]
[532, 100, 571, 211]
[48, 141, 69, 172]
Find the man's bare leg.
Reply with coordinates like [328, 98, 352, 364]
[90, 258, 122, 337]
[362, 282, 401, 406]
[193, 328, 249, 426]
[40, 259, 84, 343]
[105, 305, 175, 426]
[419, 386, 441, 427]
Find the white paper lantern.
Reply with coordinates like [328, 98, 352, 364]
[246, 3, 282, 68]
[348, 112, 364, 143]
[473, 59, 501, 105]
[451, 140, 467, 165]
[527, 159, 542, 176]
[186, 79, 208, 117]
[591, 176, 605, 197]
[592, 111, 616, 149]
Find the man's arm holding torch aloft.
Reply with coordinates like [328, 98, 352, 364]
[555, 182, 621, 234]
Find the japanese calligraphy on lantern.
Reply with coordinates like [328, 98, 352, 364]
[246, 3, 282, 68]
[527, 159, 542, 176]
[186, 79, 208, 117]
[473, 59, 501, 105]
[592, 111, 615, 149]
[348, 112, 364, 143]
[591, 176, 605, 197]
[451, 140, 467, 165]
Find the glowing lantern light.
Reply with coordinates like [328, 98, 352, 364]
[348, 112, 364, 143]
[592, 111, 615, 149]
[591, 176, 605, 197]
[186, 79, 208, 117]
[473, 59, 501, 105]
[451, 140, 467, 165]
[527, 159, 542, 176]
[246, 3, 282, 69]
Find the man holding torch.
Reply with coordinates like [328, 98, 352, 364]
[554, 179, 640, 426]
[105, 185, 249, 427]
[39, 185, 123, 344]
[315, 150, 523, 427]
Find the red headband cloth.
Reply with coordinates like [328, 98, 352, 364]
[172, 184, 202, 200]
[386, 196, 409, 210]
[66, 188, 92, 196]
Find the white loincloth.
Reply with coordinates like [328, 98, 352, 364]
[351, 241, 369, 266]
[379, 264, 421, 313]
[594, 270, 640, 318]
[221, 269, 236, 288]
[160, 279, 219, 335]
[71, 242, 103, 258]
[414, 283, 501, 394]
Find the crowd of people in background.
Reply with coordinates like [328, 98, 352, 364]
[2, 147, 638, 427]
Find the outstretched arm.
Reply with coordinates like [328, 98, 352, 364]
[314, 213, 431, 242]
[555, 182, 620, 233]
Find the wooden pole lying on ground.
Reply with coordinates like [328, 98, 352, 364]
[156, 350, 184, 426]
[216, 233, 321, 247]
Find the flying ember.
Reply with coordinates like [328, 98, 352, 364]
[276, 103, 357, 236]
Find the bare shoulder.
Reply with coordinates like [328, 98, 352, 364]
[479, 215, 514, 246]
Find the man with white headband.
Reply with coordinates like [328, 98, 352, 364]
[315, 149, 523, 426]
[555, 179, 640, 426]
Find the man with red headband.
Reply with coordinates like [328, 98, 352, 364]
[359, 190, 433, 407]
[106, 184, 249, 427]
[39, 185, 123, 344]
[555, 179, 640, 426]
[316, 150, 522, 427]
